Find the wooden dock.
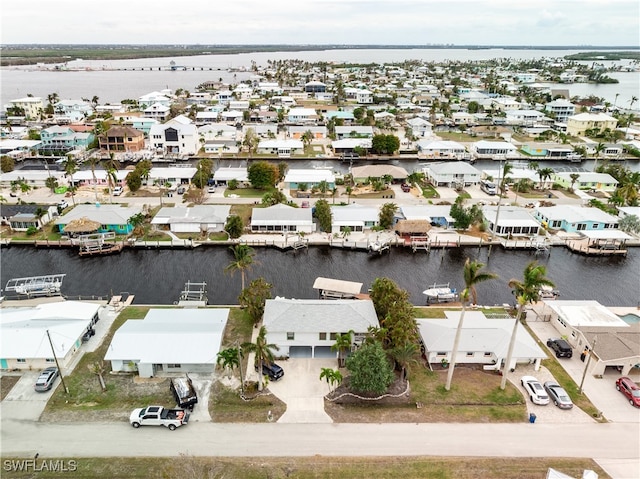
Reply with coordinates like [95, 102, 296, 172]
[566, 240, 628, 256]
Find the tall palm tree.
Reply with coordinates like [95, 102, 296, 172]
[225, 244, 256, 291]
[85, 156, 101, 203]
[390, 343, 419, 383]
[569, 173, 581, 193]
[500, 261, 555, 390]
[592, 142, 606, 172]
[102, 156, 120, 204]
[63, 157, 79, 205]
[242, 326, 279, 391]
[331, 331, 354, 368]
[445, 259, 497, 391]
[500, 162, 513, 195]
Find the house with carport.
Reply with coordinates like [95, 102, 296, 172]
[262, 298, 379, 359]
[250, 204, 314, 234]
[331, 204, 379, 234]
[105, 308, 229, 378]
[1, 301, 101, 371]
[213, 167, 248, 186]
[471, 140, 518, 159]
[417, 311, 547, 372]
[417, 140, 468, 160]
[423, 161, 481, 187]
[256, 139, 304, 158]
[533, 205, 619, 233]
[540, 301, 639, 376]
[151, 205, 230, 234]
[351, 164, 408, 183]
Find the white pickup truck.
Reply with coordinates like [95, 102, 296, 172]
[129, 406, 190, 431]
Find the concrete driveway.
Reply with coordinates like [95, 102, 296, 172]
[267, 359, 336, 423]
[528, 320, 640, 424]
[1, 371, 57, 421]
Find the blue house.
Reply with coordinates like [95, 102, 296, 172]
[54, 204, 143, 236]
[40, 126, 94, 152]
[534, 205, 619, 233]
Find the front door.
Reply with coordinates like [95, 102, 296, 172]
[0, 359, 7, 369]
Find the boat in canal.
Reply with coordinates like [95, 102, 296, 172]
[423, 283, 459, 304]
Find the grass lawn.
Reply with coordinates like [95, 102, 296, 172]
[224, 188, 269, 198]
[436, 132, 478, 142]
[230, 203, 257, 226]
[0, 456, 610, 479]
[420, 183, 439, 198]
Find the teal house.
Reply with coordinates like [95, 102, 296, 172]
[54, 204, 142, 236]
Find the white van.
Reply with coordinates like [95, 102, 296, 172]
[113, 186, 124, 196]
[480, 180, 497, 195]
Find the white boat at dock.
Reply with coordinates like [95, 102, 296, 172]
[422, 283, 459, 304]
[539, 285, 560, 300]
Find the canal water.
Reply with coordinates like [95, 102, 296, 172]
[0, 244, 637, 307]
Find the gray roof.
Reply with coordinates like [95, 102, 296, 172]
[351, 164, 408, 179]
[331, 204, 378, 222]
[54, 204, 142, 226]
[251, 204, 312, 223]
[151, 205, 230, 225]
[263, 299, 379, 333]
[427, 162, 481, 175]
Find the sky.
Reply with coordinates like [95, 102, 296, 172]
[1, 0, 639, 46]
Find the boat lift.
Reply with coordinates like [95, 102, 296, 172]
[5, 274, 66, 297]
[177, 281, 208, 307]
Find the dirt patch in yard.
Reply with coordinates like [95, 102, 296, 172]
[1, 375, 20, 401]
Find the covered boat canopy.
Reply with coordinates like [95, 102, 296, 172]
[313, 277, 363, 299]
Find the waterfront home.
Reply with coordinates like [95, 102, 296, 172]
[400, 205, 454, 229]
[617, 206, 640, 220]
[552, 172, 618, 193]
[99, 126, 145, 153]
[0, 139, 42, 159]
[0, 169, 65, 189]
[520, 144, 576, 159]
[244, 124, 279, 139]
[566, 112, 618, 136]
[1, 301, 101, 371]
[533, 205, 619, 233]
[40, 126, 94, 152]
[213, 167, 248, 185]
[505, 109, 550, 126]
[482, 206, 541, 237]
[331, 203, 379, 234]
[262, 298, 379, 359]
[335, 125, 374, 140]
[53, 99, 93, 119]
[151, 205, 230, 234]
[250, 203, 314, 234]
[451, 111, 477, 126]
[54, 203, 142, 236]
[481, 167, 538, 184]
[256, 139, 304, 158]
[323, 110, 355, 123]
[417, 140, 467, 160]
[540, 301, 639, 376]
[123, 116, 158, 136]
[471, 140, 519, 159]
[288, 125, 327, 139]
[143, 102, 171, 122]
[286, 108, 317, 124]
[8, 97, 43, 120]
[406, 117, 433, 138]
[492, 97, 521, 111]
[147, 166, 198, 188]
[0, 204, 57, 232]
[70, 169, 128, 188]
[544, 99, 575, 123]
[284, 169, 335, 190]
[423, 161, 481, 187]
[138, 91, 173, 109]
[149, 119, 199, 156]
[417, 312, 547, 372]
[105, 308, 228, 377]
[351, 164, 408, 183]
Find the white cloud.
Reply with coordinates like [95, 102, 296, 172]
[537, 9, 568, 27]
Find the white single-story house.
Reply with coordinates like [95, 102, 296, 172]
[256, 139, 304, 158]
[533, 205, 619, 233]
[104, 308, 229, 378]
[481, 167, 538, 184]
[400, 205, 455, 228]
[335, 126, 374, 139]
[472, 141, 519, 159]
[286, 108, 317, 124]
[331, 138, 372, 154]
[263, 298, 380, 358]
[423, 162, 481, 187]
[70, 169, 129, 188]
[540, 301, 639, 376]
[284, 169, 335, 190]
[483, 206, 541, 237]
[148, 166, 198, 187]
[417, 311, 547, 371]
[250, 203, 315, 234]
[617, 206, 640, 219]
[417, 140, 468, 160]
[331, 204, 379, 234]
[351, 164, 408, 182]
[1, 301, 101, 370]
[151, 205, 231, 233]
[213, 167, 248, 185]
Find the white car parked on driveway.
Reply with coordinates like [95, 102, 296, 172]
[521, 376, 550, 405]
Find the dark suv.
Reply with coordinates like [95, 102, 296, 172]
[256, 362, 284, 381]
[546, 338, 573, 358]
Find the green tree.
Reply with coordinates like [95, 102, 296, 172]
[242, 326, 279, 391]
[227, 179, 239, 190]
[277, 162, 288, 182]
[238, 278, 273, 326]
[85, 156, 101, 202]
[301, 130, 314, 148]
[297, 182, 308, 192]
[346, 341, 394, 395]
[379, 202, 397, 229]
[128, 212, 146, 236]
[248, 161, 279, 190]
[390, 343, 419, 383]
[216, 347, 241, 379]
[102, 156, 120, 203]
[371, 134, 400, 155]
[45, 176, 59, 193]
[501, 261, 554, 389]
[319, 368, 343, 392]
[126, 171, 142, 192]
[1, 156, 15, 173]
[331, 331, 354, 368]
[261, 190, 287, 206]
[317, 180, 329, 196]
[592, 142, 606, 172]
[569, 173, 581, 192]
[243, 128, 259, 155]
[225, 215, 244, 239]
[445, 259, 497, 391]
[368, 277, 418, 350]
[619, 214, 640, 234]
[314, 199, 332, 232]
[450, 196, 482, 230]
[225, 244, 256, 291]
[192, 158, 213, 189]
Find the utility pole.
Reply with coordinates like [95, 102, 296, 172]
[45, 329, 69, 394]
[579, 336, 597, 395]
[488, 158, 504, 258]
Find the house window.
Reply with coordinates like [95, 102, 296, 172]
[577, 223, 586, 231]
[17, 358, 26, 363]
[330, 333, 337, 341]
[484, 352, 492, 357]
[287, 332, 295, 340]
[167, 364, 181, 368]
[466, 352, 474, 357]
[319, 332, 327, 340]
[46, 358, 55, 363]
[436, 352, 447, 357]
[592, 223, 599, 229]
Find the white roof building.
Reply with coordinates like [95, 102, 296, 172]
[283, 169, 335, 186]
[250, 203, 314, 234]
[331, 204, 379, 234]
[424, 162, 481, 186]
[150, 205, 230, 233]
[483, 206, 541, 237]
[104, 308, 229, 377]
[213, 167, 248, 183]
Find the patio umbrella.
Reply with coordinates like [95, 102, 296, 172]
[63, 217, 102, 233]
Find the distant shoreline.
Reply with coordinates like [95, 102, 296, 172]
[2, 44, 639, 67]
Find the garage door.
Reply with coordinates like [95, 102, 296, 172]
[314, 346, 336, 359]
[289, 346, 312, 358]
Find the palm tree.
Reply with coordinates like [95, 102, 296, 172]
[216, 347, 241, 379]
[63, 157, 79, 205]
[85, 156, 101, 202]
[500, 261, 555, 389]
[537, 167, 554, 190]
[390, 343, 419, 383]
[319, 367, 343, 392]
[242, 326, 279, 391]
[331, 187, 338, 204]
[592, 142, 606, 172]
[500, 162, 513, 195]
[331, 331, 354, 368]
[102, 156, 120, 204]
[225, 244, 256, 291]
[345, 186, 353, 203]
[445, 259, 497, 391]
[317, 180, 329, 197]
[569, 173, 581, 193]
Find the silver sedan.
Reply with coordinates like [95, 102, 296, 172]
[544, 381, 573, 409]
